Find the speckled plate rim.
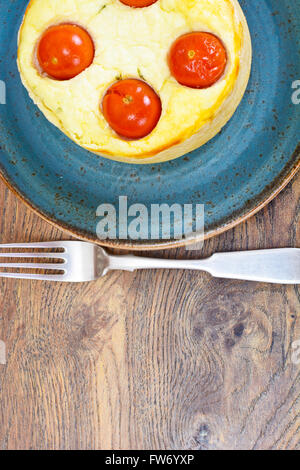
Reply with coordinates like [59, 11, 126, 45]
[0, 143, 299, 251]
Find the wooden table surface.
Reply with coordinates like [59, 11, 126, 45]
[0, 173, 299, 451]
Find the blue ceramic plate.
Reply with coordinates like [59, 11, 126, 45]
[0, 0, 299, 249]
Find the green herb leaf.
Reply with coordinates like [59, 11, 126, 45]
[137, 68, 146, 81]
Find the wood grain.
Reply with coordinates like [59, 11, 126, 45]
[0, 173, 299, 450]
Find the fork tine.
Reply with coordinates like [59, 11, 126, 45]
[0, 241, 99, 283]
[0, 263, 66, 270]
[0, 272, 67, 281]
[0, 242, 65, 249]
[0, 253, 66, 259]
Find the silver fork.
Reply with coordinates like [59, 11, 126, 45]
[0, 241, 299, 284]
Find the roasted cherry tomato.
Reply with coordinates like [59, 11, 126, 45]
[37, 24, 94, 80]
[119, 0, 158, 7]
[168, 32, 227, 89]
[102, 79, 162, 140]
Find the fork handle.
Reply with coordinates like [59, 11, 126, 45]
[107, 248, 300, 284]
